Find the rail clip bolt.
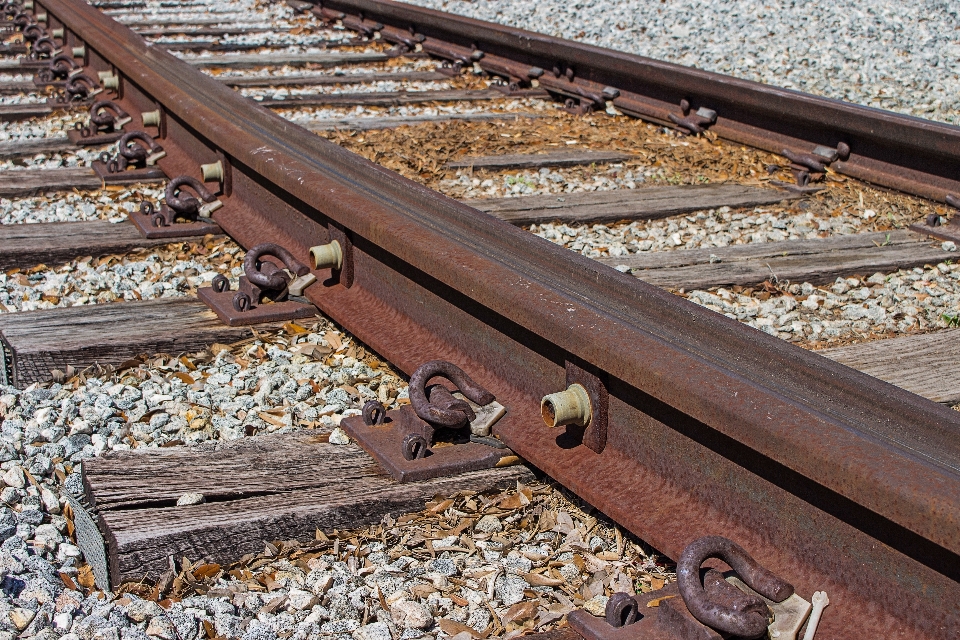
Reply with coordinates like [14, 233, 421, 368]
[141, 110, 161, 127]
[309, 240, 343, 270]
[201, 160, 223, 183]
[541, 383, 592, 428]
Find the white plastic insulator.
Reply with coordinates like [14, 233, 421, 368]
[145, 150, 166, 166]
[200, 160, 223, 183]
[541, 383, 592, 428]
[309, 240, 343, 270]
[52, 28, 63, 39]
[141, 110, 161, 127]
[198, 200, 223, 218]
[71, 46, 85, 59]
[35, 12, 46, 22]
[102, 75, 119, 91]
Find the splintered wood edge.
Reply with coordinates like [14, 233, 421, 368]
[101, 463, 534, 585]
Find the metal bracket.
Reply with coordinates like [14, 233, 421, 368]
[128, 203, 221, 239]
[199, 243, 318, 326]
[570, 584, 723, 640]
[198, 276, 318, 326]
[566, 360, 608, 454]
[341, 402, 513, 482]
[668, 100, 717, 135]
[781, 142, 851, 187]
[326, 223, 354, 288]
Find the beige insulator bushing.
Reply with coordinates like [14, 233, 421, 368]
[198, 200, 223, 218]
[71, 46, 85, 58]
[541, 383, 592, 428]
[23, 0, 33, 9]
[310, 240, 343, 270]
[35, 12, 46, 22]
[141, 110, 161, 127]
[145, 150, 166, 166]
[200, 160, 223, 183]
[51, 28, 63, 39]
[102, 75, 119, 91]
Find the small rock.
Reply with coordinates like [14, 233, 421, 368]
[175, 493, 204, 506]
[321, 620, 360, 635]
[123, 598, 164, 623]
[942, 241, 957, 252]
[582, 595, 609, 617]
[475, 515, 502, 533]
[287, 589, 317, 611]
[353, 621, 393, 640]
[309, 573, 334, 596]
[391, 600, 434, 630]
[2, 467, 24, 489]
[329, 427, 350, 445]
[494, 573, 527, 606]
[93, 627, 120, 640]
[40, 487, 61, 514]
[145, 615, 177, 640]
[53, 611, 73, 630]
[9, 608, 35, 631]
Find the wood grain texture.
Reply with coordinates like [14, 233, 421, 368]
[0, 220, 203, 271]
[224, 71, 446, 88]
[84, 433, 533, 583]
[820, 329, 960, 404]
[0, 167, 100, 196]
[305, 112, 543, 132]
[599, 230, 950, 289]
[186, 51, 390, 69]
[0, 102, 54, 122]
[465, 184, 799, 226]
[0, 136, 78, 160]
[0, 298, 268, 387]
[0, 80, 38, 95]
[134, 26, 296, 36]
[446, 149, 634, 170]
[120, 17, 250, 27]
[259, 88, 504, 109]
[0, 167, 163, 197]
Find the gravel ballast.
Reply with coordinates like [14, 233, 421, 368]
[401, 0, 960, 125]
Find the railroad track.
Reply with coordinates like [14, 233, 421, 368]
[0, 0, 957, 639]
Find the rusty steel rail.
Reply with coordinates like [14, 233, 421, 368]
[317, 0, 960, 207]
[27, 0, 960, 637]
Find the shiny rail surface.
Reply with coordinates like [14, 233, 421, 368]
[23, 0, 960, 636]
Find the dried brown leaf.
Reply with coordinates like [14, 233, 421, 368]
[438, 619, 480, 638]
[523, 572, 564, 587]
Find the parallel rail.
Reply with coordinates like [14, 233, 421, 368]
[322, 0, 960, 205]
[27, 0, 960, 636]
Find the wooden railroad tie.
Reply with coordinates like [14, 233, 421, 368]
[80, 432, 534, 587]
